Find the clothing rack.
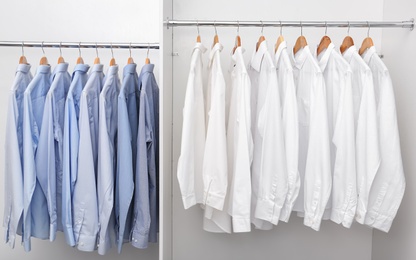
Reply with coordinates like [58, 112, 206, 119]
[0, 41, 160, 49]
[165, 19, 414, 30]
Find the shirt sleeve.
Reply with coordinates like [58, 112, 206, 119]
[3, 92, 24, 248]
[131, 92, 152, 249]
[364, 71, 405, 232]
[330, 69, 357, 228]
[254, 68, 287, 226]
[355, 70, 381, 224]
[303, 72, 332, 231]
[279, 67, 300, 223]
[202, 66, 228, 211]
[62, 95, 77, 246]
[36, 92, 57, 241]
[228, 72, 253, 232]
[73, 92, 99, 251]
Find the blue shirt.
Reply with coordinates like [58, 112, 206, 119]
[97, 65, 120, 255]
[36, 63, 71, 241]
[116, 63, 138, 253]
[73, 64, 104, 251]
[22, 65, 52, 251]
[62, 63, 90, 246]
[132, 64, 159, 248]
[3, 64, 33, 248]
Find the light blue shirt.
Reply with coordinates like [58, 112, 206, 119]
[62, 63, 90, 246]
[36, 63, 71, 241]
[131, 64, 159, 249]
[116, 63, 138, 253]
[72, 63, 104, 251]
[3, 64, 33, 248]
[22, 65, 52, 251]
[97, 65, 120, 255]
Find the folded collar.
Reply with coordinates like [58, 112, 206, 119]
[250, 40, 268, 72]
[36, 64, 51, 74]
[209, 43, 223, 68]
[123, 63, 137, 76]
[16, 63, 31, 74]
[292, 45, 310, 70]
[141, 63, 154, 74]
[274, 41, 287, 67]
[342, 45, 357, 64]
[194, 42, 207, 54]
[73, 64, 90, 74]
[91, 63, 104, 73]
[361, 46, 377, 64]
[317, 42, 335, 72]
[107, 64, 119, 76]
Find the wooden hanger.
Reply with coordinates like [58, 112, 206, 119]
[76, 42, 84, 64]
[340, 22, 355, 54]
[94, 43, 100, 64]
[232, 22, 241, 54]
[316, 22, 332, 56]
[127, 43, 134, 64]
[19, 42, 28, 64]
[212, 22, 219, 48]
[274, 21, 284, 53]
[293, 22, 307, 55]
[109, 43, 116, 66]
[39, 42, 48, 65]
[57, 42, 65, 64]
[196, 21, 201, 43]
[359, 22, 374, 56]
[256, 21, 266, 51]
[145, 44, 151, 64]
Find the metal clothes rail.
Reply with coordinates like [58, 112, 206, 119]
[0, 41, 160, 49]
[165, 19, 414, 30]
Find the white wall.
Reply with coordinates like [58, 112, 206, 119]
[169, 0, 386, 260]
[0, 1, 160, 259]
[372, 1, 416, 260]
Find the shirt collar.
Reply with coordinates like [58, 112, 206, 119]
[36, 64, 51, 74]
[274, 41, 287, 67]
[141, 63, 154, 74]
[73, 64, 90, 73]
[123, 63, 137, 76]
[91, 63, 104, 73]
[317, 42, 335, 72]
[361, 46, 377, 64]
[231, 46, 246, 71]
[52, 62, 69, 76]
[16, 63, 31, 74]
[250, 40, 268, 72]
[342, 45, 357, 64]
[107, 65, 119, 76]
[292, 45, 310, 70]
[194, 42, 207, 54]
[209, 43, 223, 67]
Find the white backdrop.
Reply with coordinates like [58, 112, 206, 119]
[0, 0, 160, 259]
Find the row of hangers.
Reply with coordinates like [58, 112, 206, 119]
[18, 42, 152, 66]
[197, 21, 374, 57]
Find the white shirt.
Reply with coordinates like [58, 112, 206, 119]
[202, 43, 231, 234]
[177, 42, 207, 209]
[292, 45, 332, 231]
[362, 46, 405, 232]
[248, 40, 288, 229]
[226, 46, 253, 232]
[317, 43, 357, 228]
[342, 46, 380, 224]
[274, 41, 300, 223]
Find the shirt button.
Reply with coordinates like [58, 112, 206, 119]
[80, 242, 84, 246]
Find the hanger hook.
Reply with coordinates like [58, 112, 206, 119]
[95, 42, 99, 57]
[237, 20, 240, 35]
[300, 21, 303, 36]
[325, 21, 328, 35]
[280, 20, 283, 36]
[367, 21, 370, 37]
[78, 42, 82, 57]
[197, 20, 200, 36]
[59, 42, 62, 57]
[129, 42, 132, 58]
[347, 21, 350, 36]
[21, 41, 24, 56]
[110, 43, 114, 58]
[214, 20, 217, 35]
[147, 43, 150, 59]
[260, 20, 264, 35]
[41, 41, 45, 55]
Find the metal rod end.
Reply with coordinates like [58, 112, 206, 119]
[410, 18, 414, 31]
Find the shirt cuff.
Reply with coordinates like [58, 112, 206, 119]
[232, 217, 251, 233]
[97, 234, 112, 255]
[182, 194, 197, 209]
[355, 209, 367, 224]
[279, 203, 294, 223]
[254, 199, 282, 225]
[131, 230, 149, 249]
[364, 211, 394, 233]
[251, 218, 273, 230]
[63, 226, 76, 247]
[76, 233, 98, 252]
[203, 192, 225, 211]
[330, 209, 354, 228]
[304, 213, 323, 231]
[50, 223, 57, 242]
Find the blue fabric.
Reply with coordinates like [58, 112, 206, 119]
[3, 64, 33, 248]
[36, 63, 71, 241]
[62, 64, 90, 246]
[131, 64, 159, 249]
[97, 65, 120, 255]
[116, 63, 139, 253]
[22, 65, 52, 251]
[72, 64, 104, 251]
